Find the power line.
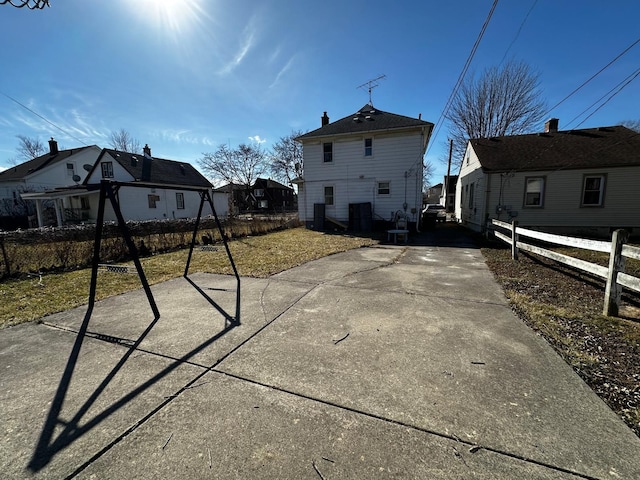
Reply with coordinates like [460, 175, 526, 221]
[426, 0, 499, 157]
[545, 35, 640, 116]
[1, 91, 89, 146]
[499, 0, 538, 66]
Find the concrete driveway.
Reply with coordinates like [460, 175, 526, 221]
[1, 225, 639, 479]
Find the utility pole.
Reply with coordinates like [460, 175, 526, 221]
[445, 139, 453, 211]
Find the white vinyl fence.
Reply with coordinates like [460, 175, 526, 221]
[489, 219, 640, 317]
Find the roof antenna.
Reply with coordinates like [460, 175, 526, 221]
[357, 74, 386, 105]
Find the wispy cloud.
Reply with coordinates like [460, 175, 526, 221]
[269, 55, 296, 89]
[218, 18, 257, 75]
[248, 135, 266, 144]
[157, 129, 217, 146]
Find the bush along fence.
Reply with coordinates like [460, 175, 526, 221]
[0, 214, 300, 279]
[489, 219, 640, 317]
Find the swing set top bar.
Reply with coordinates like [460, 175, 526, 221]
[98, 179, 213, 193]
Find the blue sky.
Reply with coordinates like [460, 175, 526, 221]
[1, 0, 638, 186]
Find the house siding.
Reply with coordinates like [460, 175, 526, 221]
[457, 142, 640, 237]
[300, 132, 425, 225]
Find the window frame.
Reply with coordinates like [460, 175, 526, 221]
[101, 161, 114, 179]
[364, 138, 373, 157]
[377, 181, 390, 195]
[323, 185, 334, 206]
[148, 194, 160, 209]
[581, 174, 606, 207]
[468, 182, 474, 208]
[254, 188, 264, 198]
[323, 142, 333, 163]
[523, 176, 545, 208]
[176, 192, 185, 210]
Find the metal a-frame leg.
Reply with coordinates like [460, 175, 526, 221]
[184, 190, 241, 325]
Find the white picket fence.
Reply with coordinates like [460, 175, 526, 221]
[488, 219, 640, 317]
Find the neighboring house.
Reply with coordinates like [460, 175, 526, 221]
[440, 174, 458, 212]
[0, 138, 101, 228]
[22, 145, 213, 227]
[295, 104, 434, 230]
[455, 119, 640, 238]
[215, 178, 296, 215]
[252, 178, 295, 212]
[425, 183, 442, 205]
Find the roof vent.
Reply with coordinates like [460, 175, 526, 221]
[365, 115, 372, 120]
[369, 110, 376, 114]
[353, 117, 361, 122]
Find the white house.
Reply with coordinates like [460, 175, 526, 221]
[0, 138, 101, 226]
[22, 145, 214, 227]
[295, 104, 434, 230]
[455, 120, 640, 239]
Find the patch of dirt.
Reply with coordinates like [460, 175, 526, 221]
[481, 244, 640, 438]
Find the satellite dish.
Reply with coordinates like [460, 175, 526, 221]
[83, 164, 92, 172]
[72, 174, 81, 183]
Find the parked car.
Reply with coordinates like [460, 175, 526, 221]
[422, 204, 447, 223]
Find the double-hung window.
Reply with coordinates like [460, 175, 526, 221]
[582, 175, 605, 206]
[324, 186, 334, 205]
[323, 142, 333, 163]
[377, 181, 390, 195]
[524, 177, 545, 207]
[364, 138, 373, 157]
[176, 192, 185, 209]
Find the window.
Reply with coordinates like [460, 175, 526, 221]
[80, 197, 90, 209]
[66, 163, 75, 177]
[323, 142, 333, 163]
[254, 188, 264, 198]
[148, 194, 160, 208]
[582, 175, 605, 206]
[364, 138, 373, 157]
[377, 181, 390, 195]
[468, 182, 474, 208]
[176, 192, 185, 209]
[524, 177, 545, 207]
[324, 186, 334, 205]
[101, 162, 114, 178]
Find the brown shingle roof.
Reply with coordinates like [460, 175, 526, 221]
[296, 104, 433, 140]
[471, 126, 640, 172]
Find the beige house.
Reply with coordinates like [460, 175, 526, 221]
[455, 120, 640, 239]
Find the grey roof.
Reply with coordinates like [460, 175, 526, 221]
[91, 149, 212, 188]
[0, 146, 96, 181]
[471, 126, 640, 172]
[296, 104, 433, 141]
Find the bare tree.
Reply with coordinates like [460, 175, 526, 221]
[269, 130, 304, 185]
[0, 0, 50, 9]
[199, 143, 267, 187]
[446, 59, 547, 170]
[109, 128, 141, 153]
[423, 160, 435, 189]
[15, 135, 45, 162]
[621, 119, 640, 132]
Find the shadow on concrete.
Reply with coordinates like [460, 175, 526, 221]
[27, 277, 239, 473]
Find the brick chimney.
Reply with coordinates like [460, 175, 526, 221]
[321, 112, 329, 126]
[143, 144, 151, 157]
[544, 118, 559, 133]
[48, 137, 58, 155]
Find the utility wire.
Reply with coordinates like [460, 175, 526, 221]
[499, 0, 538, 66]
[1, 91, 89, 146]
[546, 35, 640, 115]
[426, 0, 499, 157]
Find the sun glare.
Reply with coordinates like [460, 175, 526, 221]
[129, 0, 209, 34]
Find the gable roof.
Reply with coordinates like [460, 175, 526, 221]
[0, 145, 96, 181]
[296, 104, 434, 141]
[91, 149, 212, 188]
[470, 126, 640, 172]
[253, 177, 293, 190]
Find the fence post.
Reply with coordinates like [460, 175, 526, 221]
[0, 236, 9, 277]
[511, 220, 519, 260]
[603, 229, 629, 317]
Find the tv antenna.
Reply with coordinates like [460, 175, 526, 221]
[357, 74, 386, 105]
